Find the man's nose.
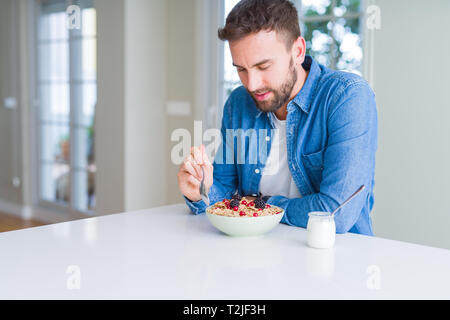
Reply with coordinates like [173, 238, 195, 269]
[246, 71, 264, 93]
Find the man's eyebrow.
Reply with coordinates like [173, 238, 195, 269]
[232, 59, 273, 69]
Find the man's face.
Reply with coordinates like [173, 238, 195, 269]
[229, 30, 299, 113]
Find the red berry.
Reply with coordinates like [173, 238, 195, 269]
[258, 208, 263, 211]
[248, 202, 254, 207]
[239, 211, 245, 216]
[266, 204, 271, 208]
[233, 206, 239, 211]
[253, 213, 258, 217]
[241, 200, 247, 205]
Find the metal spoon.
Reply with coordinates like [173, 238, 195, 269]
[331, 185, 365, 217]
[200, 166, 210, 206]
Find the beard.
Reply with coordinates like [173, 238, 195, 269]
[248, 58, 298, 113]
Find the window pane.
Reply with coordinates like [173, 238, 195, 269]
[224, 0, 241, 23]
[40, 83, 70, 123]
[71, 38, 97, 82]
[82, 8, 97, 37]
[37, 0, 97, 213]
[72, 83, 96, 126]
[39, 12, 68, 41]
[72, 169, 95, 212]
[303, 20, 333, 67]
[40, 124, 70, 163]
[301, 0, 332, 17]
[333, 18, 362, 74]
[224, 42, 241, 96]
[335, 0, 361, 16]
[224, 81, 241, 99]
[40, 163, 70, 205]
[83, 83, 96, 126]
[72, 128, 95, 170]
[223, 1, 243, 104]
[82, 38, 97, 81]
[39, 42, 69, 82]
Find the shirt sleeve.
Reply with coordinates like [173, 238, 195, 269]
[266, 81, 378, 233]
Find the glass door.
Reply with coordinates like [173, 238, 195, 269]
[36, 0, 96, 214]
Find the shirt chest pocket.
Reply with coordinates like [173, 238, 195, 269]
[301, 148, 325, 191]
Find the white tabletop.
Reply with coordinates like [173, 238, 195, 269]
[1, 203, 450, 299]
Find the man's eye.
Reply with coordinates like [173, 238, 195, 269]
[259, 65, 270, 70]
[237, 68, 245, 73]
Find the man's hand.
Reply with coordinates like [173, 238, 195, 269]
[178, 144, 213, 202]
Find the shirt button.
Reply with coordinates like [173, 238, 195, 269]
[265, 136, 270, 141]
[255, 169, 260, 174]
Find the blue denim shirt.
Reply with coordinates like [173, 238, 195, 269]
[186, 55, 378, 235]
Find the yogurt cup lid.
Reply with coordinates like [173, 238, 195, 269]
[308, 212, 334, 221]
[308, 211, 331, 217]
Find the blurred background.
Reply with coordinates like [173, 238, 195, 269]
[0, 0, 449, 249]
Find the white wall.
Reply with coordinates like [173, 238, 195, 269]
[124, 0, 167, 210]
[165, 0, 223, 205]
[0, 0, 23, 206]
[95, 0, 126, 214]
[0, 0, 33, 216]
[371, 0, 450, 249]
[96, 0, 168, 214]
[165, 0, 196, 205]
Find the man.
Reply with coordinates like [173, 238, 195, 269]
[178, 0, 378, 235]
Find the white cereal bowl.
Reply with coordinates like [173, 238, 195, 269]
[206, 206, 285, 237]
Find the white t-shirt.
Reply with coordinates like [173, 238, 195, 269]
[259, 114, 302, 199]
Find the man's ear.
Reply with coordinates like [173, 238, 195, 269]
[292, 36, 306, 65]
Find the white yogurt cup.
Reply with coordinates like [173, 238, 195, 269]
[306, 212, 336, 249]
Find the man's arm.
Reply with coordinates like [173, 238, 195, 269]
[184, 97, 238, 214]
[184, 159, 238, 214]
[267, 81, 378, 233]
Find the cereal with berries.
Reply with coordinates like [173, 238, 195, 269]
[207, 194, 282, 217]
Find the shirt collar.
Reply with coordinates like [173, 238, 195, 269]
[255, 55, 320, 118]
[290, 55, 320, 114]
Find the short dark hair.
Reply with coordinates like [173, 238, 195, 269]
[218, 0, 301, 50]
